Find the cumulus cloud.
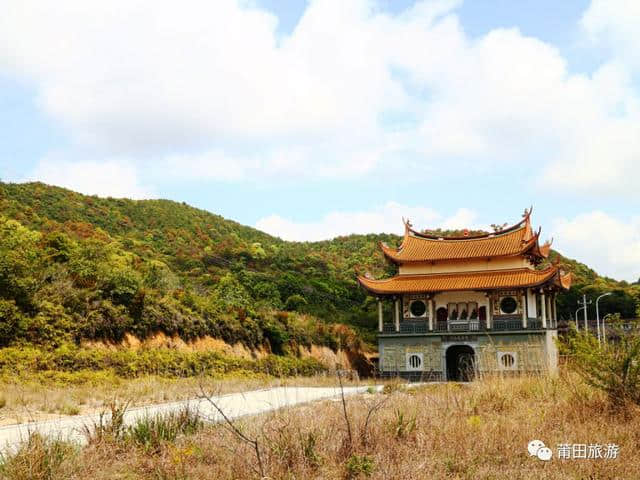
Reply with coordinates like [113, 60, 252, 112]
[581, 0, 640, 70]
[552, 211, 640, 282]
[26, 158, 154, 199]
[1, 0, 639, 195]
[255, 202, 479, 241]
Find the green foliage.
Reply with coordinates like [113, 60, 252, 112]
[0, 216, 42, 310]
[392, 409, 417, 439]
[0, 299, 25, 347]
[22, 301, 76, 347]
[566, 318, 640, 409]
[0, 181, 636, 358]
[126, 408, 202, 453]
[215, 273, 251, 308]
[284, 294, 307, 312]
[345, 454, 374, 478]
[0, 344, 327, 379]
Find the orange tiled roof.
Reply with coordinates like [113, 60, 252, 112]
[538, 239, 553, 258]
[381, 217, 540, 263]
[357, 266, 566, 294]
[560, 272, 572, 289]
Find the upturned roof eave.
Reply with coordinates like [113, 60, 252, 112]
[356, 266, 561, 295]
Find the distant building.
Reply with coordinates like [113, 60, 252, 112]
[357, 209, 571, 381]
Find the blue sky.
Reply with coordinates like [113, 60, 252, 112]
[0, 0, 639, 281]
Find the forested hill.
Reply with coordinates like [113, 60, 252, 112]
[0, 182, 637, 353]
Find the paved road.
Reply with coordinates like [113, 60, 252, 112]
[0, 386, 379, 454]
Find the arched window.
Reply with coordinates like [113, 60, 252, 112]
[498, 352, 517, 370]
[406, 353, 423, 371]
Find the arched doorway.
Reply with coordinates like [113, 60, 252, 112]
[446, 345, 475, 381]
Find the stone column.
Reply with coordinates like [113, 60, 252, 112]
[521, 290, 527, 328]
[394, 298, 400, 332]
[541, 291, 547, 328]
[428, 298, 434, 331]
[552, 293, 557, 328]
[377, 299, 383, 332]
[487, 295, 492, 329]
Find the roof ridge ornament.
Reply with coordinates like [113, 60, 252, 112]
[402, 217, 412, 233]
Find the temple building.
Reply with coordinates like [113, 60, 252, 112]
[357, 209, 571, 381]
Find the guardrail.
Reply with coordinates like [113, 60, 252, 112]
[381, 317, 550, 334]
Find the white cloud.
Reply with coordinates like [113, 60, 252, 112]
[27, 158, 154, 199]
[1, 0, 640, 193]
[581, 0, 640, 70]
[255, 202, 478, 241]
[552, 211, 640, 282]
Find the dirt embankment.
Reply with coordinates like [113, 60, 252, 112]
[82, 332, 374, 376]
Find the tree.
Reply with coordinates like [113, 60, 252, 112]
[0, 299, 25, 346]
[0, 216, 42, 310]
[215, 273, 251, 308]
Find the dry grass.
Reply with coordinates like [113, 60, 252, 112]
[2, 371, 640, 479]
[0, 371, 375, 426]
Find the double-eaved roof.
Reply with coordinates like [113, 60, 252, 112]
[357, 209, 571, 295]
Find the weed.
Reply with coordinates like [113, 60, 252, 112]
[301, 431, 321, 469]
[127, 407, 202, 453]
[391, 409, 416, 439]
[60, 404, 80, 416]
[345, 454, 374, 479]
[85, 399, 130, 444]
[0, 433, 78, 480]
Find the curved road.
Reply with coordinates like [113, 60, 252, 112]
[0, 385, 379, 454]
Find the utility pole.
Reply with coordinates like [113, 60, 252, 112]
[595, 292, 612, 344]
[578, 295, 592, 332]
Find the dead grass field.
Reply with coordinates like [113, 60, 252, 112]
[2, 371, 640, 479]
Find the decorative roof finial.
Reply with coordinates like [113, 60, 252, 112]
[402, 217, 412, 236]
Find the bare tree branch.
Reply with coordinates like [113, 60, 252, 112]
[198, 381, 266, 478]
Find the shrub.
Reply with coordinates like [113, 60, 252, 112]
[0, 299, 25, 347]
[568, 319, 640, 409]
[0, 344, 327, 380]
[284, 294, 307, 312]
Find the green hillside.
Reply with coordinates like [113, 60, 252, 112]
[0, 182, 637, 356]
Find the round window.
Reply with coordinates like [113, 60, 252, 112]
[408, 354, 422, 369]
[499, 296, 517, 314]
[501, 353, 515, 368]
[410, 300, 427, 317]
